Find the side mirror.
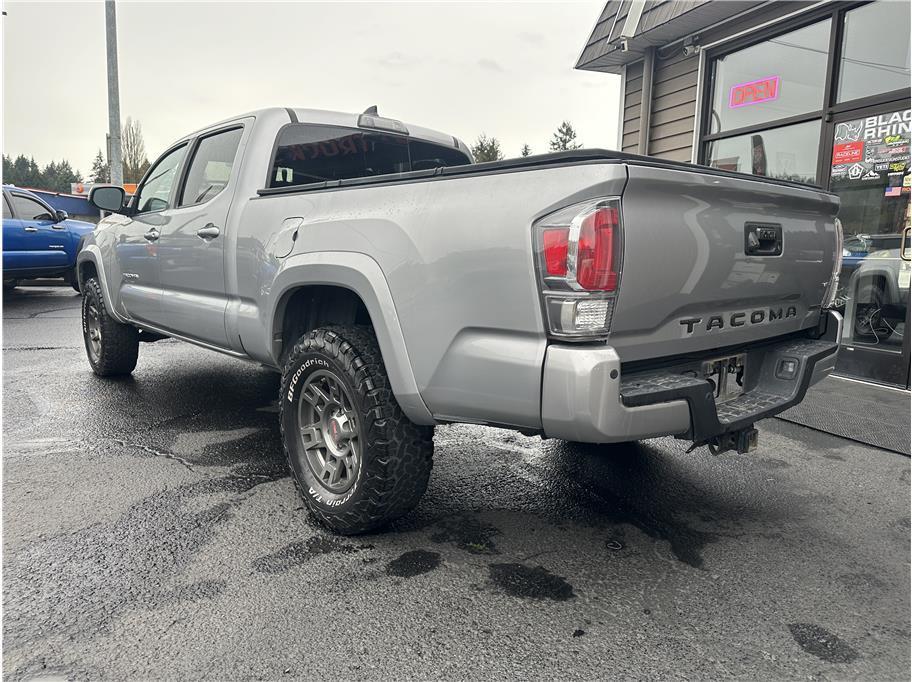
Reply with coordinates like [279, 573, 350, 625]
[89, 185, 127, 213]
[55, 209, 68, 222]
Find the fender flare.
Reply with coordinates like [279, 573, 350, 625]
[76, 246, 129, 323]
[268, 251, 435, 425]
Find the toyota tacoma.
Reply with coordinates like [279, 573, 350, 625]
[78, 107, 844, 534]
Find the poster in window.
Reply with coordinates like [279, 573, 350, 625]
[831, 109, 911, 184]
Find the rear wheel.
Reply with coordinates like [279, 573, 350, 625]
[81, 277, 139, 376]
[280, 325, 434, 534]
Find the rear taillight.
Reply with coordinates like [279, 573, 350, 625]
[575, 206, 618, 291]
[542, 228, 569, 276]
[533, 198, 623, 339]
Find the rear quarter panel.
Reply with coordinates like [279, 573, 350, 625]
[235, 162, 628, 429]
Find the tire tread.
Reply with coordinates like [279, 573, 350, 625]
[279, 325, 433, 534]
[82, 277, 139, 376]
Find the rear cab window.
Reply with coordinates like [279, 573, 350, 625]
[179, 127, 244, 207]
[269, 124, 470, 189]
[409, 140, 472, 171]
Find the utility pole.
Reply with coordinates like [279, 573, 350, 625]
[105, 0, 123, 185]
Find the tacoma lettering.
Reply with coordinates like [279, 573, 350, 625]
[679, 307, 797, 334]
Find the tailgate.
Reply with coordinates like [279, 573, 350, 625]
[610, 163, 840, 362]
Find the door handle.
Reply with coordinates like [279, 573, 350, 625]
[23, 226, 38, 232]
[143, 228, 160, 242]
[196, 225, 220, 240]
[901, 226, 911, 262]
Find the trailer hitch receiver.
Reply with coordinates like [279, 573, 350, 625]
[705, 426, 759, 455]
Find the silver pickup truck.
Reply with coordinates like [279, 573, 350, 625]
[80, 107, 843, 534]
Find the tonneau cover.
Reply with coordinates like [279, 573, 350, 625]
[257, 148, 833, 197]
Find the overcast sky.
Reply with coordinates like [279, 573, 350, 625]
[2, 0, 620, 176]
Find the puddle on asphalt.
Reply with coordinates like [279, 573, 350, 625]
[253, 536, 370, 574]
[788, 623, 859, 663]
[385, 549, 442, 578]
[488, 562, 575, 601]
[429, 514, 499, 555]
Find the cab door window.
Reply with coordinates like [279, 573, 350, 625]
[179, 127, 244, 207]
[10, 194, 54, 221]
[134, 144, 188, 214]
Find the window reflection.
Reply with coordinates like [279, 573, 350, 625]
[705, 121, 821, 184]
[838, 0, 912, 103]
[709, 20, 830, 134]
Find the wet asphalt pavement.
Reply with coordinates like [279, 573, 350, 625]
[2, 285, 910, 680]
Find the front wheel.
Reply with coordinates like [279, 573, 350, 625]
[280, 325, 434, 534]
[81, 277, 139, 376]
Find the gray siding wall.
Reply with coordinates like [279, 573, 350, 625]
[621, 52, 699, 161]
[621, 61, 644, 153]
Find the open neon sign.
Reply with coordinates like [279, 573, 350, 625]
[729, 76, 780, 109]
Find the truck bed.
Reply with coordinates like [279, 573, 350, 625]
[257, 148, 830, 197]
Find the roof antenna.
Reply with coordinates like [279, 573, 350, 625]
[362, 105, 378, 115]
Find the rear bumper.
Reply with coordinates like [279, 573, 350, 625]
[541, 310, 842, 443]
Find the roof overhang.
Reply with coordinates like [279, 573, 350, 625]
[576, 0, 771, 73]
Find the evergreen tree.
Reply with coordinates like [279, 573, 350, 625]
[40, 159, 82, 193]
[549, 121, 582, 151]
[3, 154, 42, 187]
[471, 134, 503, 162]
[89, 149, 110, 183]
[520, 144, 532, 157]
[3, 154, 81, 191]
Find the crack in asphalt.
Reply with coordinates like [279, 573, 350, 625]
[2, 305, 82, 320]
[111, 439, 198, 473]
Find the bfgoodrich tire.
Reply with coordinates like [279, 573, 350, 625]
[280, 325, 434, 535]
[81, 277, 139, 376]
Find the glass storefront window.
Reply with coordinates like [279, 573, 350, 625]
[830, 108, 911, 385]
[704, 120, 821, 184]
[837, 1, 912, 103]
[708, 19, 830, 134]
[700, 4, 912, 388]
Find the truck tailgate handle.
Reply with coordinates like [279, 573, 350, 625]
[744, 222, 782, 256]
[143, 228, 160, 242]
[197, 225, 220, 240]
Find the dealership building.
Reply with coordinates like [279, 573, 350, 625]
[577, 0, 910, 446]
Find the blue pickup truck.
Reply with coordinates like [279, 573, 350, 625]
[2, 185, 95, 291]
